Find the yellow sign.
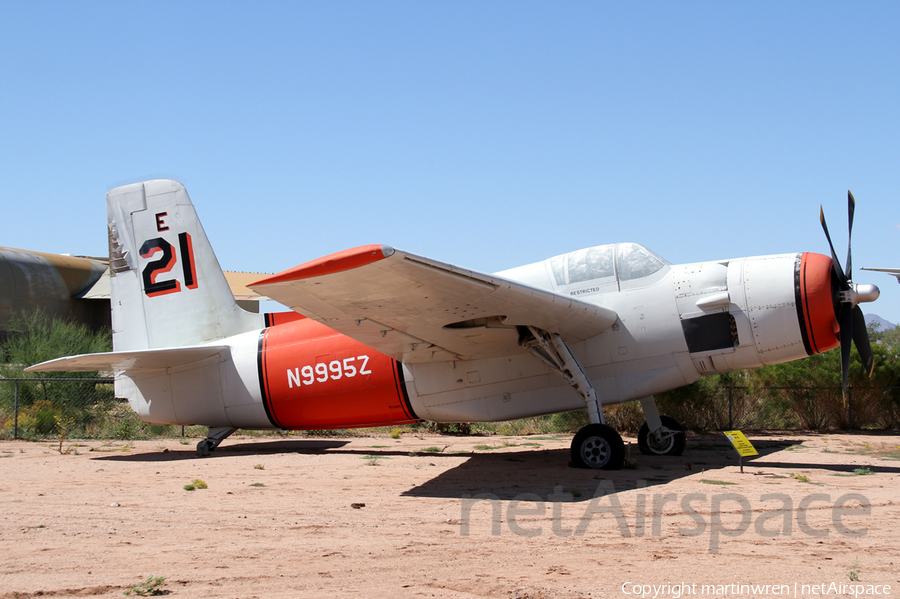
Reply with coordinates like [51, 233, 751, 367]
[723, 430, 758, 457]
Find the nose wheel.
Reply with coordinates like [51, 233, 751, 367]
[571, 423, 625, 469]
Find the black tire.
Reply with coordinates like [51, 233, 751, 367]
[637, 416, 686, 456]
[197, 440, 214, 453]
[570, 423, 625, 469]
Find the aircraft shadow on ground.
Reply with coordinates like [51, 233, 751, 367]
[750, 461, 900, 473]
[89, 434, 900, 494]
[398, 444, 717, 501]
[399, 435, 900, 501]
[90, 439, 349, 462]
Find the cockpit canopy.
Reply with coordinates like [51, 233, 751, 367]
[548, 243, 670, 291]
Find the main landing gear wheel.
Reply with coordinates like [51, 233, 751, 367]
[571, 423, 625, 470]
[637, 415, 686, 456]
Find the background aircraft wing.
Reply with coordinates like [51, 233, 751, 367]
[25, 346, 230, 373]
[251, 245, 618, 363]
[860, 267, 900, 284]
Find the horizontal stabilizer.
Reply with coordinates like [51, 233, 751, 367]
[24, 345, 230, 373]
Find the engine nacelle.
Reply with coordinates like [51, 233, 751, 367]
[675, 252, 839, 376]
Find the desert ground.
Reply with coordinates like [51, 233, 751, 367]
[0, 431, 898, 599]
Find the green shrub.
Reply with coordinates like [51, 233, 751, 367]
[0, 311, 112, 439]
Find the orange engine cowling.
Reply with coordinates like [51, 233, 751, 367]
[257, 319, 419, 429]
[796, 252, 840, 356]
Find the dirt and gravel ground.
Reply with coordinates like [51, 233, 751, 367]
[0, 431, 898, 598]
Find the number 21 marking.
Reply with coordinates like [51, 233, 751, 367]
[140, 232, 198, 297]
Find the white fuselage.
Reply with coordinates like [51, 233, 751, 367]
[403, 249, 810, 423]
[117, 246, 816, 428]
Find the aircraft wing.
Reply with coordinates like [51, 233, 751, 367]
[24, 346, 230, 373]
[250, 245, 618, 363]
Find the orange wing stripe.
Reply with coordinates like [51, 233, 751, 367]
[251, 245, 389, 286]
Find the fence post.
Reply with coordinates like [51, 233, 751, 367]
[14, 380, 20, 439]
[848, 387, 853, 430]
[728, 386, 733, 430]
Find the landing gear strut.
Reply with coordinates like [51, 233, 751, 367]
[518, 326, 625, 469]
[197, 426, 237, 453]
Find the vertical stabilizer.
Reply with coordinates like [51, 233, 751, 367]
[107, 180, 261, 350]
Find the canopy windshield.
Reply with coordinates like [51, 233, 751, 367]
[549, 243, 669, 286]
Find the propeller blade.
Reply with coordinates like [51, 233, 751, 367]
[820, 206, 848, 287]
[822, 192, 876, 414]
[846, 191, 856, 280]
[851, 305, 875, 377]
[839, 304, 853, 406]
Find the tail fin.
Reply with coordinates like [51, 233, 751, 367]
[107, 180, 261, 350]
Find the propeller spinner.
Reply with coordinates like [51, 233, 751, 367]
[819, 191, 881, 402]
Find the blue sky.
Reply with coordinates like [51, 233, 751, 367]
[2, 2, 899, 323]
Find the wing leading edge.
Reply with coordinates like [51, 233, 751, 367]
[251, 245, 618, 363]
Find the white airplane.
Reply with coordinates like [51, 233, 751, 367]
[26, 181, 881, 469]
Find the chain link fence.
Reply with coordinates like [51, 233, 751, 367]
[515, 385, 900, 435]
[1, 378, 899, 441]
[508, 385, 900, 435]
[1, 377, 115, 439]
